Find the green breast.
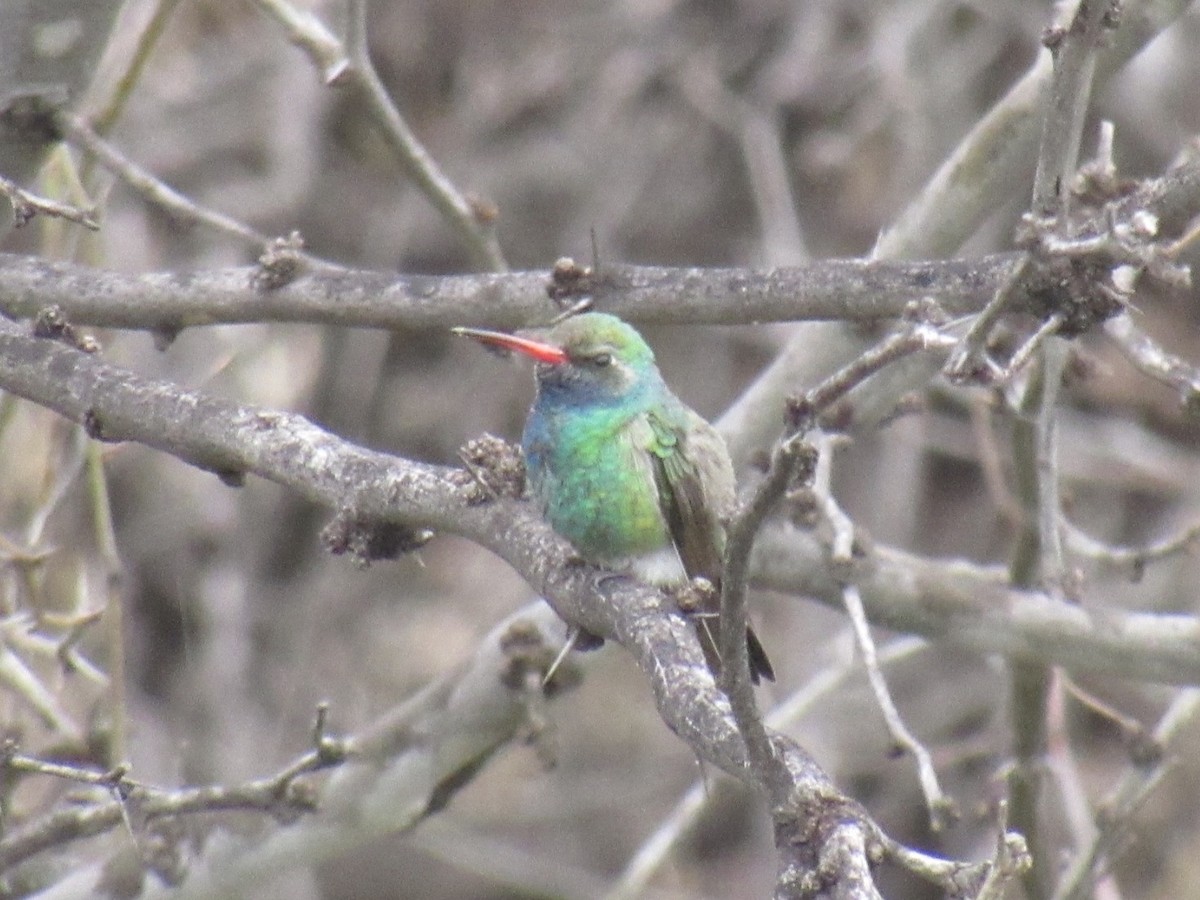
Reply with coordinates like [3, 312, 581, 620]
[530, 407, 670, 561]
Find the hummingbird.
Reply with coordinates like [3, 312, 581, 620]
[453, 312, 774, 684]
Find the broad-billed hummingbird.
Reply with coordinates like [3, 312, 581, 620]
[454, 312, 774, 684]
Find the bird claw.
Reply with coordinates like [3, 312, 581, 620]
[671, 576, 718, 615]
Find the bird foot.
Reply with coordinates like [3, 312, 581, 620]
[671, 576, 718, 615]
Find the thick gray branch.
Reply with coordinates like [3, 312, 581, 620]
[752, 525, 1200, 685]
[0, 252, 1024, 333]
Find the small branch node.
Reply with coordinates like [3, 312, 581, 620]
[0, 175, 100, 231]
[455, 434, 526, 504]
[547, 256, 596, 307]
[253, 231, 308, 291]
[321, 509, 434, 566]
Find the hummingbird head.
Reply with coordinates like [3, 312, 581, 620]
[453, 313, 658, 407]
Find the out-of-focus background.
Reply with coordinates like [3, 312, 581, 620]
[3, 1, 1200, 897]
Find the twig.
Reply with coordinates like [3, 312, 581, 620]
[718, 329, 950, 804]
[51, 607, 106, 680]
[1031, 0, 1121, 221]
[881, 801, 1030, 898]
[1052, 688, 1200, 900]
[999, 313, 1066, 385]
[792, 322, 958, 428]
[1166, 212, 1200, 256]
[58, 114, 279, 253]
[250, 0, 507, 272]
[23, 422, 88, 560]
[975, 803, 1034, 900]
[0, 704, 346, 874]
[1061, 676, 1151, 752]
[89, 0, 186, 136]
[2, 613, 108, 687]
[792, 327, 958, 831]
[874, 0, 1188, 260]
[1044, 677, 1104, 894]
[84, 440, 127, 764]
[1006, 342, 1070, 900]
[0, 175, 99, 231]
[813, 435, 854, 563]
[944, 255, 1033, 383]
[1005, 2, 1120, 889]
[1066, 517, 1200, 580]
[842, 585, 955, 830]
[719, 437, 807, 803]
[1033, 337, 1071, 594]
[0, 647, 81, 739]
[720, 322, 955, 822]
[2, 744, 139, 793]
[969, 395, 1024, 527]
[1105, 312, 1200, 411]
[609, 638, 930, 899]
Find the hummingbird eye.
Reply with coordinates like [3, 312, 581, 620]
[589, 352, 612, 368]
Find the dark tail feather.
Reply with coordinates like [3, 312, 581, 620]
[695, 619, 776, 685]
[746, 626, 775, 684]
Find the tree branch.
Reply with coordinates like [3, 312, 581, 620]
[0, 316, 882, 896]
[874, 0, 1192, 260]
[9, 604, 576, 897]
[0, 250, 1026, 334]
[749, 524, 1200, 685]
[249, 0, 507, 272]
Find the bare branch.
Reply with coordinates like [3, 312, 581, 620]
[0, 174, 99, 231]
[750, 524, 1200, 685]
[0, 316, 881, 896]
[718, 322, 954, 815]
[1052, 688, 1200, 900]
[1, 605, 575, 890]
[0, 251, 1025, 334]
[250, 0, 507, 271]
[57, 115, 276, 252]
[0, 723, 340, 873]
[841, 585, 955, 831]
[1105, 312, 1200, 410]
[1032, 0, 1121, 220]
[875, 0, 1192, 260]
[1067, 516, 1200, 579]
[1004, 2, 1125, 884]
